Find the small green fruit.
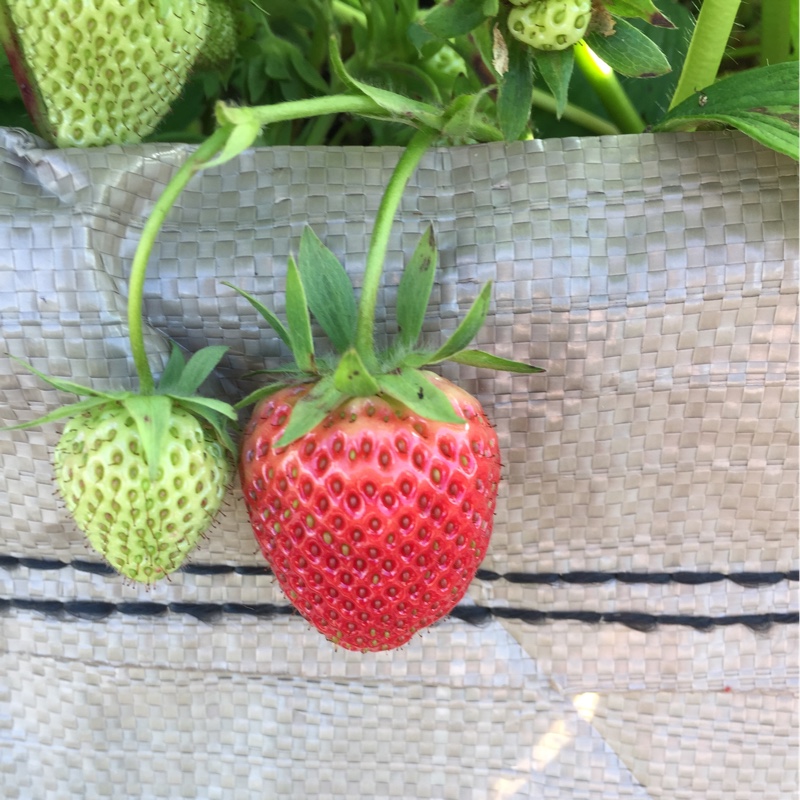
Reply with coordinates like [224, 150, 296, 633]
[1, 0, 212, 146]
[195, 0, 238, 70]
[54, 402, 231, 582]
[507, 0, 592, 51]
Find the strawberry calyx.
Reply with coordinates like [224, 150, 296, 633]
[3, 344, 237, 477]
[229, 135, 542, 448]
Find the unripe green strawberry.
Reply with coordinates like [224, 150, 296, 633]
[3, 345, 237, 582]
[507, 0, 592, 51]
[0, 0, 212, 147]
[55, 401, 231, 583]
[240, 377, 501, 652]
[195, 0, 237, 71]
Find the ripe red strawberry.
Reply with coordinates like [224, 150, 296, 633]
[240, 375, 500, 651]
[229, 135, 541, 651]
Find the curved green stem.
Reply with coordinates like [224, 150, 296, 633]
[355, 128, 437, 368]
[128, 125, 232, 394]
[573, 42, 645, 134]
[669, 0, 742, 109]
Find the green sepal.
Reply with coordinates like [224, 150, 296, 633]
[222, 282, 292, 350]
[333, 348, 380, 396]
[276, 377, 346, 447]
[533, 48, 575, 120]
[396, 225, 437, 353]
[298, 227, 358, 354]
[8, 355, 108, 399]
[378, 369, 464, 425]
[171, 396, 237, 454]
[585, 18, 671, 79]
[156, 345, 186, 394]
[497, 31, 535, 141]
[448, 349, 545, 373]
[122, 394, 173, 481]
[410, 281, 492, 366]
[0, 396, 111, 432]
[233, 382, 292, 411]
[285, 254, 315, 374]
[159, 345, 228, 396]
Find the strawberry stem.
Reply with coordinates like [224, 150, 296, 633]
[354, 127, 437, 369]
[128, 125, 233, 394]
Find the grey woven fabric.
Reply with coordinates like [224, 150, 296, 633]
[0, 127, 797, 799]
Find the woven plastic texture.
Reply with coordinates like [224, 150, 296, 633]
[0, 127, 797, 799]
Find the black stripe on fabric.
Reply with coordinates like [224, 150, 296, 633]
[1, 555, 797, 586]
[3, 598, 797, 632]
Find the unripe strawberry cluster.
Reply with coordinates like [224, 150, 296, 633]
[507, 0, 592, 51]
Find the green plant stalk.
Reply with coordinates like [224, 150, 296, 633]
[573, 42, 645, 134]
[241, 94, 503, 142]
[532, 88, 620, 135]
[332, 0, 368, 28]
[760, 0, 794, 66]
[128, 125, 232, 394]
[355, 128, 437, 368]
[669, 0, 742, 109]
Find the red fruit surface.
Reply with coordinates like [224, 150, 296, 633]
[239, 374, 501, 652]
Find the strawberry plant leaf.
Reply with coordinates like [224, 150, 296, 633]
[420, 281, 493, 365]
[449, 349, 545, 373]
[585, 18, 672, 78]
[277, 377, 346, 446]
[396, 225, 437, 352]
[298, 227, 357, 354]
[378, 369, 464, 424]
[172, 346, 229, 396]
[123, 394, 172, 480]
[222, 282, 292, 350]
[534, 48, 575, 120]
[234, 382, 292, 411]
[0, 396, 110, 432]
[497, 32, 535, 141]
[285, 254, 315, 373]
[333, 348, 380, 396]
[441, 90, 491, 138]
[203, 118, 261, 170]
[654, 62, 799, 161]
[601, 0, 675, 27]
[156, 345, 186, 393]
[418, 0, 493, 39]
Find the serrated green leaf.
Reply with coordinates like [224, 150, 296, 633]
[122, 395, 173, 481]
[424, 282, 493, 364]
[602, 0, 674, 27]
[0, 397, 111, 432]
[441, 91, 490, 138]
[234, 382, 292, 411]
[298, 227, 357, 354]
[172, 346, 229, 396]
[396, 225, 437, 352]
[8, 356, 108, 399]
[333, 349, 380, 396]
[378, 369, 464, 424]
[222, 282, 292, 350]
[449, 349, 545, 373]
[497, 33, 535, 140]
[534, 48, 574, 120]
[156, 345, 186, 394]
[654, 62, 799, 160]
[328, 38, 442, 130]
[419, 0, 492, 39]
[277, 377, 346, 447]
[585, 19, 672, 78]
[285, 255, 315, 373]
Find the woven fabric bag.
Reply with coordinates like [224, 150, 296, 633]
[0, 128, 797, 799]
